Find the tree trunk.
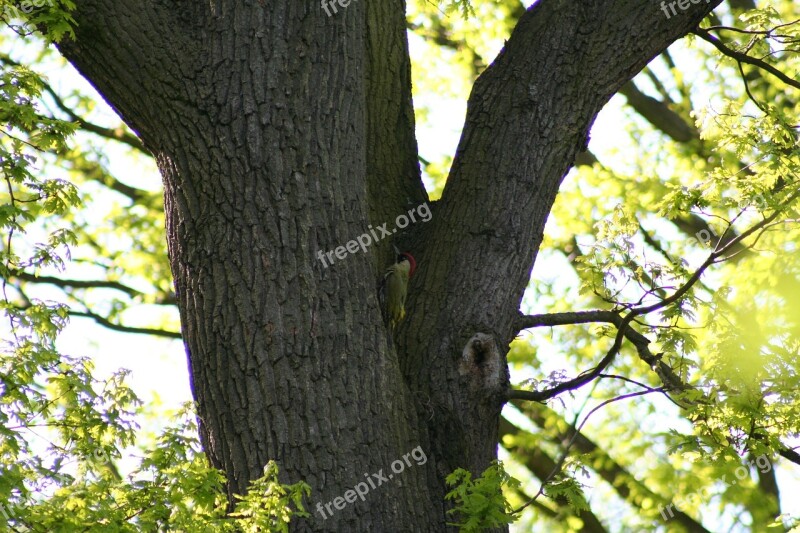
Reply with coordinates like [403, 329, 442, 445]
[56, 0, 721, 530]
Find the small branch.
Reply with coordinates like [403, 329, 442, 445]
[68, 309, 181, 339]
[778, 446, 800, 466]
[505, 404, 712, 533]
[8, 270, 176, 305]
[512, 388, 661, 514]
[514, 310, 690, 397]
[10, 271, 140, 297]
[510, 186, 800, 403]
[515, 309, 621, 330]
[0, 53, 148, 154]
[738, 60, 768, 113]
[693, 27, 800, 91]
[704, 18, 800, 36]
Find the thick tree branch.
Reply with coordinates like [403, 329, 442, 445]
[574, 149, 598, 167]
[502, 409, 712, 533]
[778, 447, 800, 466]
[67, 156, 152, 204]
[44, 84, 147, 153]
[57, 2, 203, 152]
[10, 271, 138, 297]
[413, 0, 725, 351]
[728, 0, 756, 10]
[618, 81, 699, 143]
[499, 416, 609, 533]
[9, 293, 180, 339]
[68, 308, 181, 339]
[404, 0, 724, 481]
[8, 270, 175, 305]
[753, 451, 782, 516]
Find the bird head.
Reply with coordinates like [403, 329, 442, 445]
[399, 252, 417, 277]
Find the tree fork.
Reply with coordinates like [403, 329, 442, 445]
[54, 0, 723, 530]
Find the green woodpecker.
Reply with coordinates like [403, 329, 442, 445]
[381, 252, 416, 331]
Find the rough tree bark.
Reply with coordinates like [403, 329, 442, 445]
[55, 0, 721, 530]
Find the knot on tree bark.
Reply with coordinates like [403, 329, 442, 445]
[458, 333, 509, 397]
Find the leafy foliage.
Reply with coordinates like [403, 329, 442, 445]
[445, 461, 520, 532]
[0, 0, 76, 42]
[229, 462, 312, 533]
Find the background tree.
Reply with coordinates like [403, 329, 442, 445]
[1, 0, 799, 531]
